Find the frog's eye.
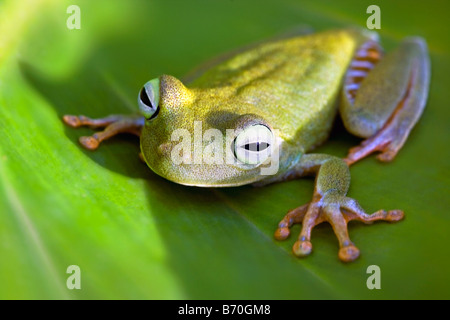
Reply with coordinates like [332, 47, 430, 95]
[233, 124, 273, 165]
[138, 78, 160, 120]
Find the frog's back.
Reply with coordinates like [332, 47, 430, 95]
[191, 29, 366, 150]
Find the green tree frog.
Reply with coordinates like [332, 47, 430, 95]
[63, 28, 430, 262]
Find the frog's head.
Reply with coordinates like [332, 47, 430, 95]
[138, 75, 282, 187]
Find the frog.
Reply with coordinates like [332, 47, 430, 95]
[63, 28, 430, 262]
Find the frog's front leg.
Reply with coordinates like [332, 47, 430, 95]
[63, 114, 144, 150]
[270, 154, 403, 262]
[340, 37, 430, 165]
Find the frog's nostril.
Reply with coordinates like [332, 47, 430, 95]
[158, 143, 172, 156]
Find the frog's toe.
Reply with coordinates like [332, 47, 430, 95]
[79, 135, 100, 150]
[338, 243, 360, 262]
[274, 204, 309, 241]
[341, 200, 405, 224]
[293, 238, 313, 257]
[344, 95, 424, 166]
[376, 149, 397, 162]
[274, 227, 290, 241]
[275, 203, 324, 258]
[344, 133, 390, 165]
[63, 115, 82, 127]
[322, 204, 360, 262]
[385, 209, 404, 222]
[63, 114, 144, 150]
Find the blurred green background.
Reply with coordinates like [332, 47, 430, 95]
[0, 0, 449, 299]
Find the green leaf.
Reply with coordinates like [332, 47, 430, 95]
[1, 0, 449, 299]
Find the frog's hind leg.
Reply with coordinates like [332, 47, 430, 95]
[340, 37, 430, 165]
[63, 114, 144, 150]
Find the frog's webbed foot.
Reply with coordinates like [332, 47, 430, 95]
[341, 38, 430, 165]
[344, 110, 409, 165]
[343, 63, 426, 165]
[63, 114, 144, 150]
[275, 192, 404, 262]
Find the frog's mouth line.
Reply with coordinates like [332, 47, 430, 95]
[147, 159, 278, 188]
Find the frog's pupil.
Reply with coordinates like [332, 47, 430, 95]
[243, 142, 269, 151]
[140, 87, 153, 108]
